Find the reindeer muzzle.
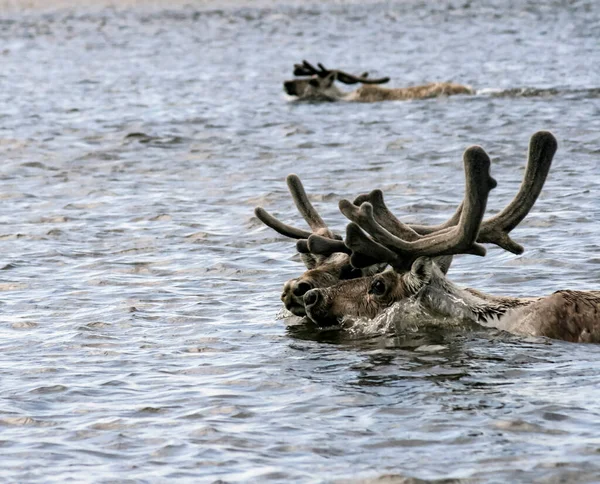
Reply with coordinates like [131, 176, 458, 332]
[283, 80, 298, 96]
[304, 289, 339, 327]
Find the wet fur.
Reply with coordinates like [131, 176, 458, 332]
[347, 83, 474, 102]
[282, 253, 383, 317]
[282, 253, 352, 317]
[307, 259, 600, 343]
[284, 75, 473, 102]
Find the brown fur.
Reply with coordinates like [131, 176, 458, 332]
[514, 290, 600, 342]
[348, 83, 474, 102]
[281, 253, 352, 317]
[305, 260, 600, 343]
[284, 75, 474, 102]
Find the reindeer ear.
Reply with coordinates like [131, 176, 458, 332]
[433, 255, 453, 275]
[411, 257, 433, 282]
[325, 72, 336, 87]
[404, 257, 434, 293]
[300, 252, 319, 270]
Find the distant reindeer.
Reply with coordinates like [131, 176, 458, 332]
[299, 132, 600, 343]
[283, 60, 474, 102]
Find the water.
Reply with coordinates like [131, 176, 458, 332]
[1, 0, 600, 481]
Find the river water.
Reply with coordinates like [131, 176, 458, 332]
[1, 0, 600, 482]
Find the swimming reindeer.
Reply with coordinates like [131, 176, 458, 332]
[255, 175, 454, 316]
[298, 132, 600, 343]
[283, 60, 474, 102]
[255, 176, 385, 317]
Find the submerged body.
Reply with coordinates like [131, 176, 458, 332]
[283, 62, 473, 102]
[346, 82, 475, 102]
[501, 290, 600, 342]
[304, 261, 600, 343]
[284, 79, 474, 102]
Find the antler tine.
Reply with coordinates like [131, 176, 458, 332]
[255, 174, 341, 241]
[477, 131, 557, 254]
[353, 189, 463, 239]
[293, 63, 313, 77]
[305, 234, 351, 256]
[352, 131, 556, 255]
[344, 221, 455, 273]
[286, 174, 330, 233]
[301, 60, 328, 78]
[296, 236, 349, 258]
[317, 62, 330, 74]
[254, 207, 312, 240]
[336, 70, 390, 85]
[296, 62, 388, 84]
[341, 146, 497, 260]
[345, 222, 400, 268]
[295, 239, 311, 254]
[301, 60, 318, 72]
[341, 201, 486, 258]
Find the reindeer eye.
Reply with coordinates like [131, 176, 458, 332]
[369, 279, 386, 296]
[309, 78, 319, 87]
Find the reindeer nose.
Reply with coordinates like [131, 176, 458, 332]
[293, 281, 313, 297]
[304, 289, 322, 309]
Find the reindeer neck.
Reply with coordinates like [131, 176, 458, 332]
[417, 270, 529, 323]
[317, 84, 346, 101]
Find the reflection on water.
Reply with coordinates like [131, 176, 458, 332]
[1, 0, 600, 481]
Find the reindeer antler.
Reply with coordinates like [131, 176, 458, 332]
[339, 147, 496, 270]
[255, 175, 353, 268]
[335, 70, 390, 85]
[293, 61, 328, 78]
[334, 131, 557, 270]
[477, 131, 557, 254]
[255, 174, 343, 240]
[353, 131, 556, 254]
[293, 60, 389, 85]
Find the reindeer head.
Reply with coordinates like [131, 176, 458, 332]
[255, 174, 383, 317]
[283, 60, 390, 100]
[303, 259, 439, 325]
[302, 131, 558, 327]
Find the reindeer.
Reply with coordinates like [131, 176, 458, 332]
[297, 132, 600, 343]
[254, 175, 385, 317]
[255, 174, 457, 317]
[283, 60, 474, 102]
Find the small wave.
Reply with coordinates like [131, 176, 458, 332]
[123, 132, 189, 147]
[0, 416, 54, 427]
[343, 299, 430, 336]
[339, 298, 483, 338]
[477, 87, 600, 99]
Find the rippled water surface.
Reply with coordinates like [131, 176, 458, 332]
[1, 0, 600, 482]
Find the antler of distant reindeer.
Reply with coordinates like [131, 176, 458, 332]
[293, 60, 390, 85]
[324, 131, 556, 270]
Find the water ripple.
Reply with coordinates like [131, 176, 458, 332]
[1, 0, 600, 482]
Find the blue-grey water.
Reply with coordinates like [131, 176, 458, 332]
[1, 0, 600, 482]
